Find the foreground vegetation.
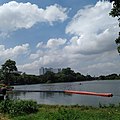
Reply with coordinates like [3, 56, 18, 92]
[12, 104, 120, 120]
[0, 100, 120, 120]
[0, 100, 38, 116]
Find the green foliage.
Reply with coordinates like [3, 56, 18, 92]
[0, 100, 38, 116]
[110, 0, 120, 53]
[61, 68, 75, 75]
[98, 73, 120, 80]
[43, 71, 56, 83]
[110, 5, 120, 17]
[1, 59, 18, 84]
[76, 73, 86, 81]
[1, 59, 17, 73]
[12, 104, 120, 120]
[53, 108, 81, 120]
[117, 45, 120, 53]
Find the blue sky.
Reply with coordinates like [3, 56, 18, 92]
[0, 0, 119, 76]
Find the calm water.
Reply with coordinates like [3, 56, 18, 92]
[9, 80, 120, 107]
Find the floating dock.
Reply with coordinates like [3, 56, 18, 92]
[14, 90, 113, 97]
[64, 90, 113, 97]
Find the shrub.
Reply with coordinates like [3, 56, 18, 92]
[0, 100, 38, 116]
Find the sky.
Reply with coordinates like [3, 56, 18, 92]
[0, 0, 119, 76]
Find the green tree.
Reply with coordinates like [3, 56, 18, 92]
[43, 71, 56, 83]
[76, 72, 85, 81]
[61, 68, 76, 76]
[86, 74, 92, 81]
[1, 59, 18, 84]
[58, 68, 76, 82]
[110, 0, 120, 53]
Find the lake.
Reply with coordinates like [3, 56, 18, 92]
[9, 80, 120, 107]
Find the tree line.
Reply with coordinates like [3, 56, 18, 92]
[0, 59, 120, 85]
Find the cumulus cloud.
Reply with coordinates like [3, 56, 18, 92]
[46, 38, 67, 48]
[30, 38, 67, 60]
[80, 52, 120, 76]
[29, 50, 44, 60]
[19, 49, 69, 74]
[19, 42, 120, 75]
[66, 1, 119, 55]
[0, 1, 68, 35]
[44, 4, 68, 25]
[36, 42, 44, 48]
[0, 43, 29, 60]
[18, 1, 120, 75]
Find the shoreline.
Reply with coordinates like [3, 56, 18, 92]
[12, 79, 120, 86]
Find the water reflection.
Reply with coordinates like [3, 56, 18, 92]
[9, 80, 120, 106]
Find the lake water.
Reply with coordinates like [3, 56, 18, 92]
[9, 80, 120, 107]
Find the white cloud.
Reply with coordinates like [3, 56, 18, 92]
[0, 43, 29, 60]
[29, 50, 44, 60]
[81, 51, 120, 75]
[19, 43, 120, 75]
[36, 42, 44, 48]
[19, 38, 68, 74]
[30, 38, 67, 60]
[0, 1, 68, 35]
[44, 4, 68, 25]
[18, 1, 120, 76]
[66, 1, 119, 55]
[46, 38, 67, 48]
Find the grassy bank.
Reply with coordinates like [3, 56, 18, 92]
[11, 104, 120, 120]
[0, 100, 120, 120]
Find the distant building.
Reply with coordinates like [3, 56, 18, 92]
[39, 67, 44, 75]
[39, 67, 61, 75]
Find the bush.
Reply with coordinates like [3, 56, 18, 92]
[0, 100, 38, 116]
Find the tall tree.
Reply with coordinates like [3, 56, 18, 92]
[109, 0, 120, 53]
[1, 59, 18, 84]
[43, 71, 55, 83]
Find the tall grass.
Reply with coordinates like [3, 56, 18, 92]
[0, 100, 38, 116]
[0, 100, 120, 120]
[13, 104, 120, 120]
